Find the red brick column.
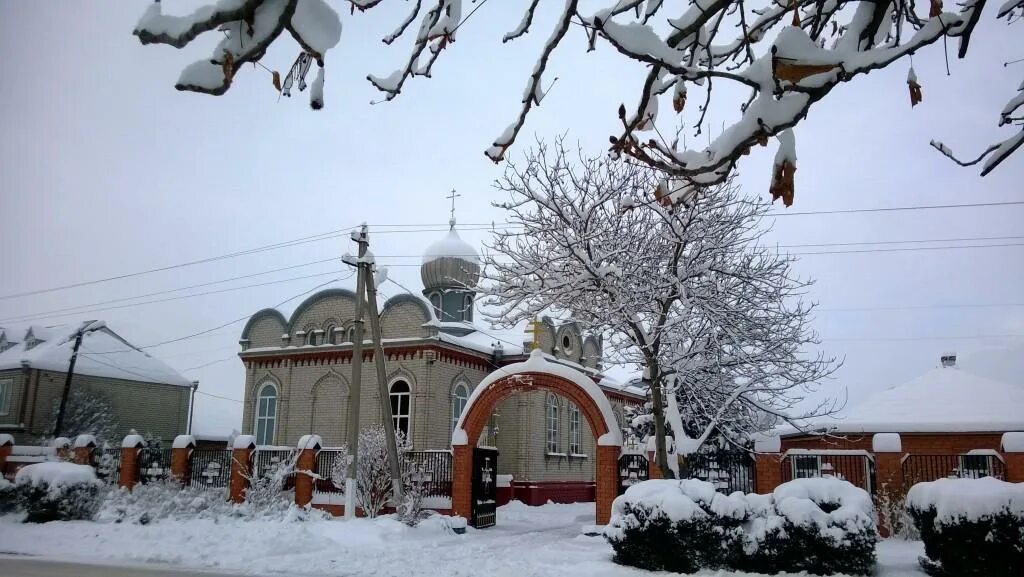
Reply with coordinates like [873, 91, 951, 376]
[119, 434, 145, 490]
[1002, 432, 1024, 483]
[451, 444, 472, 521]
[0, 434, 13, 480]
[596, 445, 619, 525]
[294, 435, 322, 508]
[754, 435, 782, 494]
[52, 437, 72, 462]
[872, 434, 904, 537]
[230, 435, 256, 504]
[72, 435, 96, 465]
[171, 435, 195, 487]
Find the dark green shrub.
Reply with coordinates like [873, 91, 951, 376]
[906, 477, 1024, 577]
[0, 478, 18, 514]
[14, 462, 102, 523]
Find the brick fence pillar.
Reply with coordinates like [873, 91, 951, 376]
[596, 445, 620, 525]
[1002, 432, 1024, 483]
[647, 451, 662, 480]
[230, 435, 256, 504]
[294, 435, 322, 508]
[72, 434, 96, 465]
[119, 432, 145, 490]
[872, 433, 904, 537]
[0, 434, 13, 480]
[451, 444, 472, 521]
[754, 435, 782, 494]
[171, 435, 195, 486]
[52, 437, 72, 462]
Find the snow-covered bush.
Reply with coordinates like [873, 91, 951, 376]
[330, 425, 412, 519]
[605, 477, 877, 575]
[97, 478, 239, 524]
[0, 477, 18, 514]
[15, 462, 103, 523]
[906, 477, 1024, 577]
[874, 486, 916, 540]
[244, 449, 297, 516]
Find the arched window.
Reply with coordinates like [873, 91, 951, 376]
[451, 383, 469, 434]
[347, 326, 357, 343]
[546, 395, 559, 453]
[325, 325, 337, 345]
[390, 380, 411, 438]
[429, 292, 442, 316]
[463, 295, 474, 321]
[569, 403, 581, 454]
[255, 382, 278, 445]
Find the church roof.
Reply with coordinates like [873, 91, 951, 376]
[422, 228, 480, 265]
[788, 363, 1024, 435]
[0, 322, 191, 387]
[420, 227, 481, 291]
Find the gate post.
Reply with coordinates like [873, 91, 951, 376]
[451, 444, 472, 521]
[119, 432, 145, 490]
[596, 445, 619, 525]
[294, 435, 321, 508]
[171, 435, 195, 487]
[754, 435, 782, 494]
[1002, 433, 1024, 483]
[230, 435, 256, 504]
[872, 433, 904, 537]
[72, 435, 96, 465]
[0, 434, 13, 478]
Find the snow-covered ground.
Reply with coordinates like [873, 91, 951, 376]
[0, 501, 927, 577]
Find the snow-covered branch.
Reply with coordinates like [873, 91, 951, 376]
[133, 0, 1020, 192]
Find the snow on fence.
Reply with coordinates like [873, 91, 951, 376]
[92, 446, 121, 484]
[406, 450, 452, 499]
[138, 447, 172, 485]
[901, 452, 1006, 487]
[682, 451, 756, 495]
[188, 448, 232, 490]
[252, 446, 296, 488]
[618, 453, 649, 495]
[3, 446, 58, 481]
[780, 450, 874, 493]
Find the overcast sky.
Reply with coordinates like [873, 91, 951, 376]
[1, 1, 1021, 436]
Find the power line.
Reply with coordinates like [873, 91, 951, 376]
[5, 199, 1021, 302]
[0, 257, 340, 324]
[817, 302, 1024, 312]
[821, 334, 1024, 342]
[181, 357, 235, 372]
[196, 390, 243, 404]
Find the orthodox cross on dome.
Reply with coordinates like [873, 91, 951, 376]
[446, 188, 461, 230]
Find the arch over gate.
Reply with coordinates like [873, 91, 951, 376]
[451, 350, 623, 525]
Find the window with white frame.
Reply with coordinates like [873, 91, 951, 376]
[546, 395, 559, 453]
[463, 295, 474, 321]
[347, 326, 357, 343]
[569, 403, 581, 454]
[0, 378, 12, 416]
[792, 455, 822, 478]
[325, 325, 337, 345]
[390, 380, 411, 438]
[254, 382, 278, 445]
[451, 382, 469, 434]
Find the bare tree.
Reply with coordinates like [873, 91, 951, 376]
[481, 140, 838, 476]
[132, 1, 1021, 196]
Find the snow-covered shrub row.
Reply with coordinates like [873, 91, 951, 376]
[0, 477, 18, 513]
[906, 477, 1024, 577]
[605, 477, 877, 575]
[15, 462, 103, 522]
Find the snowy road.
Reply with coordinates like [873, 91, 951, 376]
[0, 556, 252, 577]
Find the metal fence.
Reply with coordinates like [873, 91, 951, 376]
[781, 452, 874, 493]
[189, 449, 232, 490]
[252, 448, 296, 488]
[902, 453, 1006, 487]
[683, 452, 756, 494]
[406, 450, 452, 498]
[618, 453, 649, 495]
[138, 447, 172, 484]
[314, 448, 346, 493]
[93, 446, 122, 484]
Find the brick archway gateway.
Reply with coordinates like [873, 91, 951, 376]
[451, 350, 623, 525]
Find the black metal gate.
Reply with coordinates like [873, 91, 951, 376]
[189, 449, 232, 490]
[471, 447, 498, 528]
[618, 453, 649, 495]
[683, 451, 756, 494]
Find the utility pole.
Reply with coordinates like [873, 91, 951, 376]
[187, 381, 199, 435]
[364, 262, 404, 503]
[342, 225, 369, 520]
[53, 321, 101, 439]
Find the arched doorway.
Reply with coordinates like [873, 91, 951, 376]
[451, 350, 623, 526]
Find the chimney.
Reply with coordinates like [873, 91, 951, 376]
[940, 352, 956, 368]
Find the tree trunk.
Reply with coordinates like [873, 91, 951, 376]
[647, 363, 674, 479]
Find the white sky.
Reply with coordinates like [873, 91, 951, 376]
[0, 1, 1021, 436]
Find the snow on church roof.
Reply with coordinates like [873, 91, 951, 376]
[422, 228, 480, 265]
[791, 364, 1024, 435]
[0, 323, 191, 387]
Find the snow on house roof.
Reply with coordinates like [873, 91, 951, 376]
[787, 365, 1024, 435]
[0, 323, 191, 387]
[422, 228, 480, 265]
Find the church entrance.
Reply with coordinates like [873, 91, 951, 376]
[471, 447, 498, 528]
[450, 350, 623, 527]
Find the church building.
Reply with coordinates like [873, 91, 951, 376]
[237, 225, 644, 503]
